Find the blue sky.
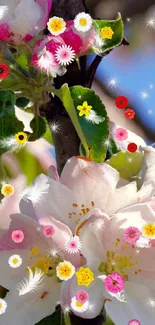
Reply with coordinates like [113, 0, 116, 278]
[88, 24, 155, 138]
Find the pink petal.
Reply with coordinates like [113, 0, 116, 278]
[36, 0, 52, 30]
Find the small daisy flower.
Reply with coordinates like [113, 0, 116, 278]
[124, 108, 135, 120]
[104, 273, 124, 294]
[56, 261, 75, 281]
[124, 227, 141, 244]
[75, 290, 89, 303]
[8, 254, 22, 268]
[127, 143, 138, 153]
[11, 230, 24, 243]
[76, 267, 94, 287]
[43, 225, 55, 238]
[77, 101, 92, 117]
[64, 236, 82, 254]
[128, 320, 141, 325]
[70, 296, 89, 313]
[15, 132, 28, 145]
[0, 63, 9, 79]
[115, 96, 128, 109]
[114, 127, 128, 141]
[1, 183, 15, 197]
[55, 45, 75, 66]
[47, 16, 66, 36]
[74, 12, 93, 32]
[100, 26, 114, 39]
[0, 298, 7, 314]
[142, 222, 155, 239]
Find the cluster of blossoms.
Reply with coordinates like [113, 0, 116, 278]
[0, 143, 155, 325]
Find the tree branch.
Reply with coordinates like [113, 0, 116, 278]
[85, 37, 129, 88]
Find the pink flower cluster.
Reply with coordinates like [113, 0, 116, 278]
[31, 21, 96, 76]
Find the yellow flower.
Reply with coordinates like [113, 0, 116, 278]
[100, 26, 114, 39]
[142, 222, 155, 239]
[1, 184, 15, 197]
[47, 16, 66, 36]
[76, 267, 94, 286]
[77, 101, 92, 117]
[56, 261, 75, 280]
[15, 132, 27, 145]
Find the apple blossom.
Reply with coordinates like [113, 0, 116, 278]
[0, 0, 52, 42]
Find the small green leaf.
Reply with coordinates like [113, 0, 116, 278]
[16, 53, 28, 70]
[106, 151, 144, 179]
[29, 116, 46, 141]
[92, 13, 124, 54]
[61, 84, 89, 157]
[70, 86, 109, 162]
[16, 97, 29, 108]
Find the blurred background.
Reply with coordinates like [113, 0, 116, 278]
[87, 0, 155, 145]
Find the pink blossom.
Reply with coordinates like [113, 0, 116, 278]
[128, 320, 141, 325]
[0, 24, 9, 41]
[124, 227, 141, 244]
[11, 230, 24, 243]
[104, 273, 124, 294]
[75, 290, 89, 303]
[60, 20, 96, 55]
[114, 127, 128, 141]
[43, 225, 55, 238]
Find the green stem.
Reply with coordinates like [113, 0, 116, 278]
[63, 312, 72, 325]
[35, 86, 61, 98]
[0, 157, 7, 182]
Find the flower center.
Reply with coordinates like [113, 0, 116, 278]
[76, 301, 83, 307]
[79, 18, 87, 26]
[98, 239, 141, 280]
[29, 246, 61, 277]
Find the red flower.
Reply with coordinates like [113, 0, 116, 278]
[115, 96, 128, 109]
[124, 108, 135, 119]
[127, 143, 138, 153]
[0, 63, 9, 79]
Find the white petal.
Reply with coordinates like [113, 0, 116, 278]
[105, 182, 137, 215]
[61, 274, 105, 319]
[0, 276, 61, 325]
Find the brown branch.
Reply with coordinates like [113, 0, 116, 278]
[85, 37, 129, 88]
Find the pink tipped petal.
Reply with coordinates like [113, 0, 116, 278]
[60, 28, 83, 54]
[0, 23, 9, 41]
[36, 0, 52, 30]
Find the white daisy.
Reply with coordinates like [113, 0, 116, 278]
[55, 45, 75, 66]
[74, 12, 93, 32]
[8, 254, 22, 268]
[0, 299, 7, 315]
[64, 236, 82, 254]
[70, 296, 89, 313]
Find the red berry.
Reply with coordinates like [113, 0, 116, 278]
[127, 143, 138, 152]
[115, 96, 128, 109]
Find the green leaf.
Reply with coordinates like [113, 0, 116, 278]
[92, 13, 124, 54]
[16, 53, 28, 70]
[16, 97, 29, 108]
[105, 139, 118, 160]
[70, 86, 109, 162]
[0, 90, 24, 153]
[29, 116, 46, 141]
[106, 151, 144, 180]
[60, 84, 89, 157]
